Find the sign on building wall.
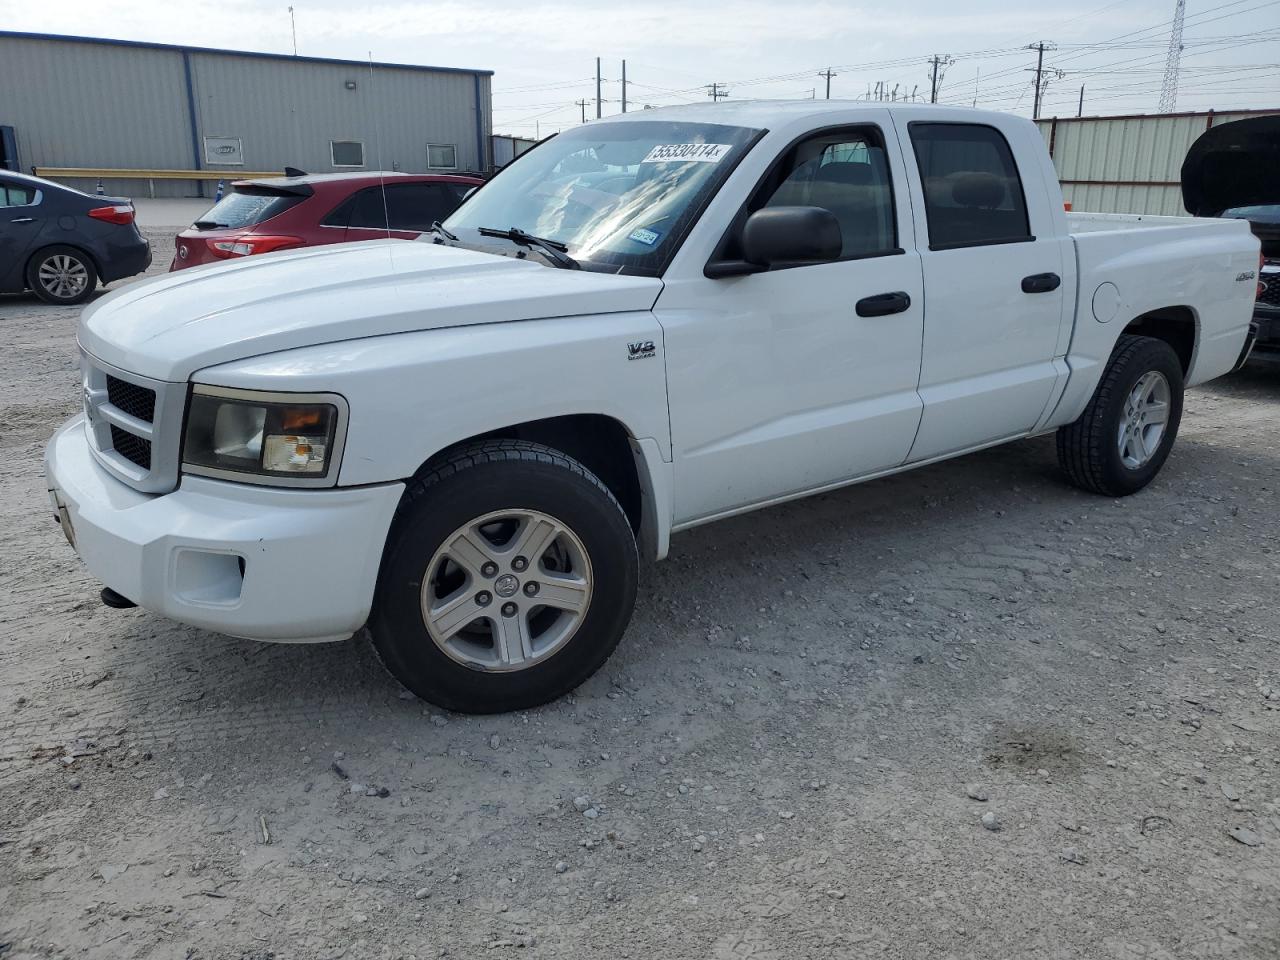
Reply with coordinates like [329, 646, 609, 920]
[204, 137, 244, 165]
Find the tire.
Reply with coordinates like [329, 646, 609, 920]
[1056, 334, 1184, 497]
[369, 440, 639, 714]
[27, 245, 98, 305]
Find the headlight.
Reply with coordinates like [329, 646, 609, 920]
[182, 386, 347, 487]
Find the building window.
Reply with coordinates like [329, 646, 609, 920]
[427, 143, 457, 170]
[331, 140, 365, 168]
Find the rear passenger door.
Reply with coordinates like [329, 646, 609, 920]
[897, 119, 1068, 461]
[0, 179, 43, 291]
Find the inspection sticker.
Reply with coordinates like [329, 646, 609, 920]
[628, 227, 661, 246]
[642, 143, 733, 163]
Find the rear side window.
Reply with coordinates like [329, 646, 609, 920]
[197, 189, 304, 229]
[343, 183, 468, 231]
[909, 123, 1031, 250]
[0, 182, 37, 206]
[386, 183, 465, 230]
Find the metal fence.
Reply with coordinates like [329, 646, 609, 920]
[1035, 108, 1280, 215]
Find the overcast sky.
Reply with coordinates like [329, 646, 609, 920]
[4, 0, 1278, 135]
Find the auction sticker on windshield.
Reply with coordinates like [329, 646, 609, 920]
[642, 143, 733, 163]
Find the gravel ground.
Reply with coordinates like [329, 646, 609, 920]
[1, 230, 1278, 959]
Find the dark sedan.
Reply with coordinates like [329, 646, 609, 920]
[0, 171, 151, 305]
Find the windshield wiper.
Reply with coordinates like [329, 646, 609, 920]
[477, 226, 579, 269]
[192, 220, 228, 230]
[429, 220, 458, 242]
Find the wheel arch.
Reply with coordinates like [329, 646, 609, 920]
[1121, 305, 1198, 377]
[411, 413, 671, 561]
[24, 241, 103, 289]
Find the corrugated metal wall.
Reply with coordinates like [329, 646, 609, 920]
[0, 35, 193, 199]
[1036, 109, 1280, 215]
[491, 134, 538, 167]
[0, 33, 492, 199]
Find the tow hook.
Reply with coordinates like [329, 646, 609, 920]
[100, 587, 137, 609]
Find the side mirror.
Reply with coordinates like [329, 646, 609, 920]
[743, 206, 842, 268]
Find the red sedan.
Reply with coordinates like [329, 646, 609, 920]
[171, 170, 483, 270]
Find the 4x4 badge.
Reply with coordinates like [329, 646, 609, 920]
[627, 340, 656, 361]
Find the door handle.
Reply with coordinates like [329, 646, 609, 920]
[10, 217, 34, 223]
[1021, 272, 1061, 293]
[856, 291, 912, 317]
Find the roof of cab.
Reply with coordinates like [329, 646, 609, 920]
[585, 100, 1006, 128]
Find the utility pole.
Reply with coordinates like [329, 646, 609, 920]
[819, 68, 836, 99]
[621, 59, 628, 113]
[575, 99, 589, 124]
[1159, 0, 1186, 112]
[707, 82, 729, 101]
[1078, 85, 1085, 117]
[928, 54, 952, 103]
[1026, 42, 1056, 119]
[595, 58, 602, 119]
[288, 6, 297, 55]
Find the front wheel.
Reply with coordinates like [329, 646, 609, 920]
[369, 440, 638, 713]
[1056, 334, 1185, 497]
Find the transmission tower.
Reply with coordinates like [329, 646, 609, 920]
[1159, 0, 1186, 112]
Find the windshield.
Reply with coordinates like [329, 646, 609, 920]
[442, 120, 761, 275]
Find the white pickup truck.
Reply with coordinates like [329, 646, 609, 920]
[46, 102, 1259, 713]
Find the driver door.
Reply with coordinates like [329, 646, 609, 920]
[657, 118, 926, 525]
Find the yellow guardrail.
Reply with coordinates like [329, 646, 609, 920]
[33, 167, 286, 198]
[34, 167, 284, 181]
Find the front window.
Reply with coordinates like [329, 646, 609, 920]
[443, 120, 761, 276]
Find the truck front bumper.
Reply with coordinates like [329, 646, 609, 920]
[44, 415, 404, 643]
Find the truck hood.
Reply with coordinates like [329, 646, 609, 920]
[79, 240, 664, 381]
[1181, 115, 1280, 217]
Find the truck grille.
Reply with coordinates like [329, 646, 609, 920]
[106, 375, 156, 423]
[81, 352, 185, 493]
[109, 425, 152, 469]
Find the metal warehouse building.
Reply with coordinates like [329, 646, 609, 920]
[1036, 108, 1280, 216]
[0, 31, 493, 198]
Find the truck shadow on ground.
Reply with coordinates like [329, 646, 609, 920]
[79, 433, 1116, 718]
[42, 380, 1271, 763]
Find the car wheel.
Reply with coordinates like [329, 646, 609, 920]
[369, 440, 639, 714]
[27, 245, 98, 305]
[1056, 334, 1184, 497]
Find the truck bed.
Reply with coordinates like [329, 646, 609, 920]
[1067, 210, 1233, 234]
[1046, 209, 1259, 427]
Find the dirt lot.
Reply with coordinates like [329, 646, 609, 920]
[1, 230, 1278, 960]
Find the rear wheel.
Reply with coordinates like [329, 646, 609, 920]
[27, 245, 97, 305]
[1056, 334, 1184, 496]
[369, 440, 638, 713]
